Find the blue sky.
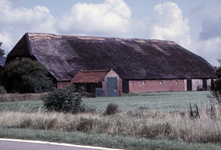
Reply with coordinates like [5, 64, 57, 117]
[0, 0, 220, 66]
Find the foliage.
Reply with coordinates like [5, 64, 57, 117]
[43, 84, 85, 113]
[105, 103, 119, 115]
[0, 84, 7, 94]
[215, 59, 221, 78]
[211, 60, 221, 104]
[211, 80, 221, 104]
[0, 42, 5, 57]
[0, 58, 53, 93]
[216, 67, 221, 78]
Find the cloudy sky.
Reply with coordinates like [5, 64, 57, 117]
[0, 0, 220, 66]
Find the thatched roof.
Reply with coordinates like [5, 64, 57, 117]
[7, 33, 215, 81]
[72, 69, 111, 83]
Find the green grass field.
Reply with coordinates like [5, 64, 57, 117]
[0, 91, 212, 112]
[84, 91, 212, 112]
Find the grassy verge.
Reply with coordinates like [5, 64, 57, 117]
[1, 127, 221, 150]
[1, 106, 221, 143]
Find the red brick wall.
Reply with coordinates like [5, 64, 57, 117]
[129, 79, 185, 93]
[57, 81, 71, 88]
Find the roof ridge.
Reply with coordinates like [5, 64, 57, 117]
[80, 69, 111, 72]
[26, 32, 176, 43]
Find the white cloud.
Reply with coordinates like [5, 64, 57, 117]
[0, 0, 57, 54]
[56, 0, 133, 37]
[0, 1, 56, 31]
[188, 37, 221, 67]
[147, 2, 191, 48]
[0, 31, 13, 53]
[190, 1, 221, 40]
[187, 1, 221, 66]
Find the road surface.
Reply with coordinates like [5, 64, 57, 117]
[0, 138, 122, 150]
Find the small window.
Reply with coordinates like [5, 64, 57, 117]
[142, 81, 146, 85]
[160, 81, 163, 85]
[176, 81, 178, 85]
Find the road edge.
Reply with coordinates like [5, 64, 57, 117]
[0, 138, 123, 150]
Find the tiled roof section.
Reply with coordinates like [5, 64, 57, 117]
[72, 69, 111, 83]
[7, 33, 216, 81]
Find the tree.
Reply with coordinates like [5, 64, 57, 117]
[215, 61, 221, 78]
[0, 42, 5, 56]
[0, 58, 53, 93]
[215, 59, 221, 80]
[211, 60, 221, 104]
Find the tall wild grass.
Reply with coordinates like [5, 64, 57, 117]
[0, 93, 46, 102]
[1, 104, 221, 143]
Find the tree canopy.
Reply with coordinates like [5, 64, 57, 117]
[0, 42, 5, 56]
[216, 59, 221, 78]
[0, 58, 53, 93]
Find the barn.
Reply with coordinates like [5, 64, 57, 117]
[6, 33, 216, 94]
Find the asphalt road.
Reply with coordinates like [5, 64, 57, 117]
[0, 139, 122, 150]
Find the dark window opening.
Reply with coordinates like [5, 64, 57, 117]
[86, 84, 91, 93]
[122, 80, 129, 94]
[187, 79, 192, 91]
[203, 79, 207, 90]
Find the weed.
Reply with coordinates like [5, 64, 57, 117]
[77, 118, 94, 132]
[20, 118, 33, 128]
[141, 123, 172, 138]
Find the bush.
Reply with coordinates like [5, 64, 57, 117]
[105, 103, 119, 115]
[0, 58, 53, 93]
[43, 84, 85, 113]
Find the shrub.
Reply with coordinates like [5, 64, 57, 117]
[105, 103, 119, 115]
[0, 58, 53, 93]
[43, 84, 85, 113]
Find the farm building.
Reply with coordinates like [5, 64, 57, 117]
[6, 33, 216, 94]
[71, 69, 122, 97]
